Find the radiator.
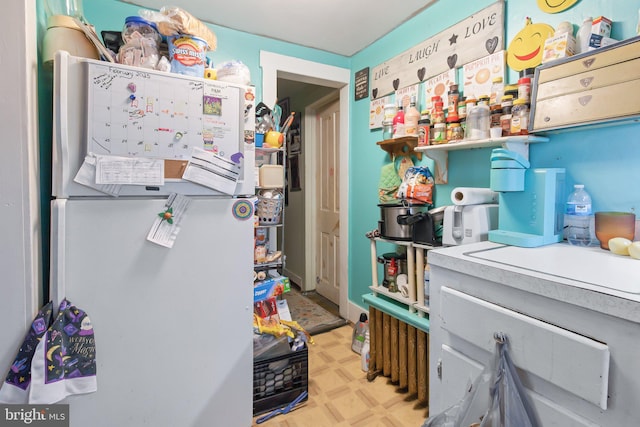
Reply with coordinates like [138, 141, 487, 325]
[367, 306, 429, 404]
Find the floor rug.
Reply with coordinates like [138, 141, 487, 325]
[283, 289, 347, 335]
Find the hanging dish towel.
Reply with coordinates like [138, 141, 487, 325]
[28, 299, 97, 404]
[0, 302, 53, 403]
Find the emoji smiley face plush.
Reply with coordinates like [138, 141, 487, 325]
[507, 17, 555, 71]
[537, 0, 580, 14]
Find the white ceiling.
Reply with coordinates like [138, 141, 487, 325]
[119, 0, 437, 56]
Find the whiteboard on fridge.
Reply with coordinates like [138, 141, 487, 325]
[86, 62, 242, 160]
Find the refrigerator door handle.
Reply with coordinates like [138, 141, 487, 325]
[50, 199, 68, 316]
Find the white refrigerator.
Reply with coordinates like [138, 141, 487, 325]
[50, 52, 256, 426]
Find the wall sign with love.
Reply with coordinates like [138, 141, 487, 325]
[370, 0, 505, 99]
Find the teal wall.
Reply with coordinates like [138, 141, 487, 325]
[37, 0, 640, 310]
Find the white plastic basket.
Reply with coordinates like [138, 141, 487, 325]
[257, 194, 283, 225]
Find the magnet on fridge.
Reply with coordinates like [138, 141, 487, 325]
[127, 83, 136, 92]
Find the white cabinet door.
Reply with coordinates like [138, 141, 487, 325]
[440, 286, 610, 409]
[438, 344, 599, 427]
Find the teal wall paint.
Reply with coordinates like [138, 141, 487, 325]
[347, 0, 640, 308]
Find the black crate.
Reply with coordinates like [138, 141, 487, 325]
[253, 346, 308, 416]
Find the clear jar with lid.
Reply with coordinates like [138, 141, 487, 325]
[489, 77, 504, 106]
[510, 98, 530, 135]
[382, 120, 393, 140]
[383, 104, 397, 122]
[465, 101, 490, 140]
[118, 16, 161, 69]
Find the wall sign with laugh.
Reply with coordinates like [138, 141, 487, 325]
[370, 1, 505, 99]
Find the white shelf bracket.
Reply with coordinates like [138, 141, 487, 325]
[502, 139, 530, 162]
[425, 150, 448, 184]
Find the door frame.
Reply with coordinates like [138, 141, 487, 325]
[260, 51, 352, 321]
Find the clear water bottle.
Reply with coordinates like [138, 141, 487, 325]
[564, 184, 593, 246]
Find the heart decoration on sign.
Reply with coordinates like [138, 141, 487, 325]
[372, 88, 378, 99]
[392, 79, 400, 90]
[447, 54, 457, 69]
[486, 37, 498, 54]
[417, 67, 426, 82]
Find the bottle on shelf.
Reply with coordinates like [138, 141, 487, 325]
[404, 95, 420, 136]
[564, 184, 594, 246]
[392, 100, 405, 138]
[510, 98, 529, 135]
[576, 17, 593, 54]
[360, 330, 370, 372]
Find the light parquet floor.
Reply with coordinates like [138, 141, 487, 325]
[252, 324, 429, 427]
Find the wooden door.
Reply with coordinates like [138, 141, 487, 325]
[315, 99, 340, 304]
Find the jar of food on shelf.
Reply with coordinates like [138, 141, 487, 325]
[417, 112, 430, 147]
[431, 122, 447, 144]
[510, 98, 530, 135]
[500, 111, 512, 137]
[383, 104, 397, 122]
[447, 122, 464, 143]
[500, 94, 514, 115]
[490, 104, 503, 129]
[447, 84, 460, 115]
[518, 77, 532, 104]
[489, 77, 504, 106]
[504, 84, 518, 100]
[457, 96, 467, 120]
[465, 97, 477, 113]
[477, 95, 490, 106]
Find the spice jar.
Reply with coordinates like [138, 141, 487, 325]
[518, 77, 532, 104]
[478, 95, 491, 106]
[500, 95, 514, 115]
[510, 98, 530, 135]
[431, 122, 447, 144]
[490, 104, 503, 129]
[457, 96, 467, 120]
[417, 112, 430, 147]
[447, 122, 464, 142]
[447, 84, 460, 115]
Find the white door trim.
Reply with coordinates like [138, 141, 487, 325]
[260, 51, 352, 321]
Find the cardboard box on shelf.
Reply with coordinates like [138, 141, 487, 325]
[542, 33, 576, 63]
[254, 276, 291, 302]
[588, 33, 618, 51]
[592, 16, 612, 37]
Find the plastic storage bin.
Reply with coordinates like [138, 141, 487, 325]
[259, 165, 284, 188]
[253, 346, 308, 416]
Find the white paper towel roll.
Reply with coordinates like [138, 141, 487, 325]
[451, 187, 498, 205]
